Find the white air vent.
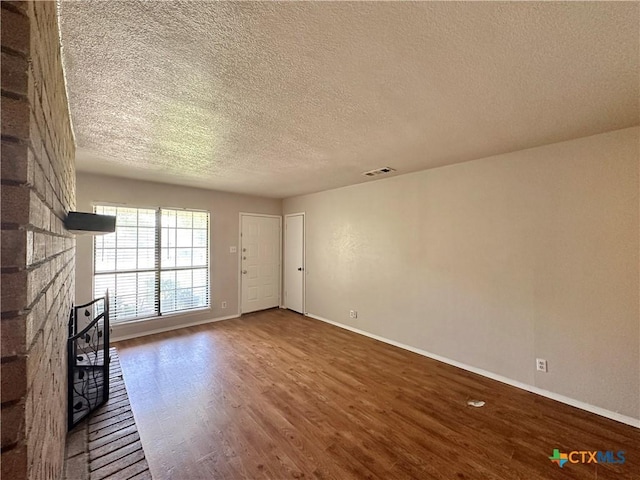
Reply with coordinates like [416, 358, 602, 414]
[362, 167, 396, 177]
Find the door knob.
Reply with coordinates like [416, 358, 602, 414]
[297, 267, 304, 271]
[242, 270, 247, 274]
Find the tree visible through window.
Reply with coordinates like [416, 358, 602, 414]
[94, 205, 209, 322]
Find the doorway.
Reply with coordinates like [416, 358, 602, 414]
[240, 214, 281, 314]
[284, 213, 305, 314]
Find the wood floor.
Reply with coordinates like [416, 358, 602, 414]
[116, 309, 639, 480]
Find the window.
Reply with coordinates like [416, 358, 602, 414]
[94, 205, 209, 322]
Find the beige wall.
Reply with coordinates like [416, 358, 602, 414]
[284, 127, 639, 420]
[75, 172, 281, 338]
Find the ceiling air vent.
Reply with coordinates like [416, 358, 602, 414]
[362, 167, 396, 177]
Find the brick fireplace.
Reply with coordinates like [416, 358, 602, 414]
[1, 1, 76, 479]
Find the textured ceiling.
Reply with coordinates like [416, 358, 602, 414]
[59, 1, 639, 198]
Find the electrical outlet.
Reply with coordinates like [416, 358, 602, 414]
[221, 301, 227, 309]
[230, 246, 237, 253]
[536, 358, 548, 372]
[349, 310, 357, 319]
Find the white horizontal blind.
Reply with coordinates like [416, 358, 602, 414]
[93, 205, 209, 323]
[94, 206, 158, 322]
[159, 209, 209, 314]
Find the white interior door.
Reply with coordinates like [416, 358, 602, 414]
[284, 213, 304, 314]
[240, 214, 281, 314]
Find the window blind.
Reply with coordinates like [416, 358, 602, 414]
[94, 205, 209, 323]
[159, 208, 209, 314]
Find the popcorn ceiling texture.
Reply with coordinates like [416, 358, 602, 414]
[59, 1, 639, 198]
[1, 2, 76, 479]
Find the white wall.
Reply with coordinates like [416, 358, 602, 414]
[76, 172, 282, 339]
[284, 127, 639, 421]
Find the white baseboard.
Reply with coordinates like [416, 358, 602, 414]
[306, 313, 640, 429]
[112, 314, 240, 342]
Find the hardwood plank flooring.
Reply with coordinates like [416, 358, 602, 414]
[116, 309, 639, 479]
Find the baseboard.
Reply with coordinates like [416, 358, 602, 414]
[306, 313, 640, 429]
[112, 314, 240, 342]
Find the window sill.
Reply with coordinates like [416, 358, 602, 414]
[112, 307, 212, 326]
[110, 307, 237, 342]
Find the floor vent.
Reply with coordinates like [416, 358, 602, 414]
[362, 167, 396, 177]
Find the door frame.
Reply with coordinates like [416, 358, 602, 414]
[238, 213, 282, 315]
[284, 212, 306, 315]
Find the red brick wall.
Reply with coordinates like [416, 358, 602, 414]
[1, 1, 76, 479]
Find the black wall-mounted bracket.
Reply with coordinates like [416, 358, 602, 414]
[64, 212, 116, 235]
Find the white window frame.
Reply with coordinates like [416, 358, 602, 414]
[92, 204, 210, 323]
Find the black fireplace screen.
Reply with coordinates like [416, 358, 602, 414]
[67, 291, 110, 430]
